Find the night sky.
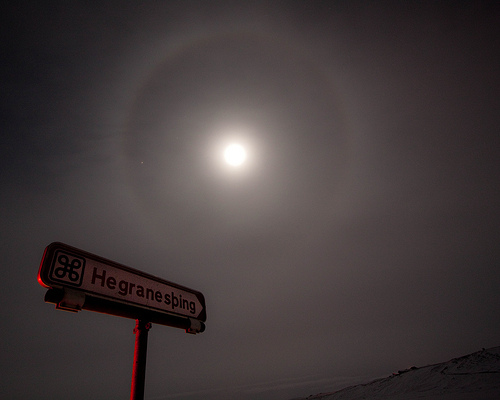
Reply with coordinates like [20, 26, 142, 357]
[1, 2, 499, 400]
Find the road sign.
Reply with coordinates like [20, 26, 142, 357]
[38, 242, 206, 329]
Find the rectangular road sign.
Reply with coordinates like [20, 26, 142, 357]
[38, 242, 206, 323]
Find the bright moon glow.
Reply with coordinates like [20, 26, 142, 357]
[224, 144, 246, 166]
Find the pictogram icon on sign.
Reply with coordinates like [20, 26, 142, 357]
[49, 250, 85, 287]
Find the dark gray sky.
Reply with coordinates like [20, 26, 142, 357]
[1, 2, 499, 400]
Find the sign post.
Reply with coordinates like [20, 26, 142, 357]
[37, 242, 206, 399]
[131, 320, 152, 400]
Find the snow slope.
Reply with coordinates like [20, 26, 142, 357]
[300, 347, 500, 400]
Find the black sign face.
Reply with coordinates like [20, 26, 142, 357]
[38, 242, 206, 322]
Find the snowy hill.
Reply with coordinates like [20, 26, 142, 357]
[299, 347, 500, 400]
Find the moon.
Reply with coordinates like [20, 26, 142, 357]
[224, 143, 247, 166]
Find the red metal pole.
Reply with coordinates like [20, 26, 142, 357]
[130, 320, 152, 400]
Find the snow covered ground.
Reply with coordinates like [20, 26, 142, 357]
[298, 346, 500, 400]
